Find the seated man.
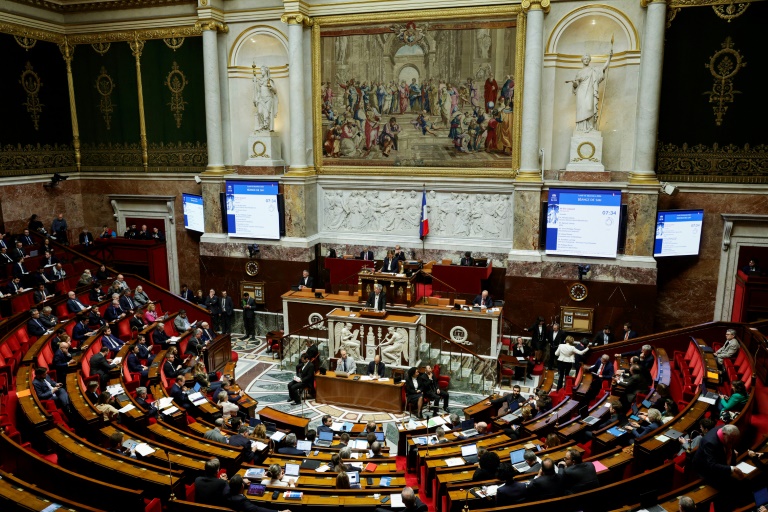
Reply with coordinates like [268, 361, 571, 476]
[71, 316, 95, 345]
[100, 326, 125, 353]
[336, 349, 356, 374]
[368, 354, 386, 378]
[169, 375, 194, 410]
[195, 458, 229, 506]
[714, 329, 740, 365]
[135, 386, 157, 417]
[585, 354, 615, 402]
[152, 323, 170, 350]
[89, 346, 116, 387]
[119, 289, 137, 313]
[525, 458, 565, 501]
[297, 270, 313, 290]
[126, 344, 149, 381]
[200, 321, 216, 342]
[626, 407, 662, 441]
[27, 308, 47, 338]
[375, 487, 426, 512]
[615, 344, 654, 382]
[460, 251, 474, 266]
[66, 290, 90, 314]
[33, 283, 51, 304]
[278, 433, 306, 455]
[204, 418, 229, 444]
[32, 367, 70, 408]
[691, 424, 745, 501]
[510, 337, 532, 380]
[616, 364, 650, 411]
[317, 415, 334, 435]
[104, 299, 125, 322]
[496, 463, 527, 506]
[287, 353, 314, 405]
[560, 447, 598, 493]
[52, 341, 73, 378]
[418, 364, 449, 412]
[88, 307, 108, 329]
[39, 306, 58, 329]
[486, 384, 526, 417]
[186, 328, 206, 356]
[473, 290, 493, 309]
[174, 309, 193, 333]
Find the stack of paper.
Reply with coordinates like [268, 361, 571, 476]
[112, 357, 123, 365]
[314, 464, 330, 473]
[117, 404, 135, 413]
[156, 397, 174, 409]
[134, 443, 155, 456]
[698, 396, 716, 405]
[162, 406, 179, 415]
[192, 397, 208, 406]
[270, 431, 286, 442]
[252, 441, 268, 451]
[445, 457, 465, 467]
[353, 440, 368, 450]
[389, 493, 404, 508]
[331, 421, 345, 431]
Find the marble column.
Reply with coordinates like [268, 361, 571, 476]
[217, 30, 234, 172]
[201, 176, 223, 234]
[511, 183, 543, 251]
[623, 188, 659, 256]
[517, 0, 549, 181]
[281, 13, 313, 175]
[201, 21, 228, 173]
[630, 0, 666, 185]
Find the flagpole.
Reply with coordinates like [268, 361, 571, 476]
[421, 184, 427, 304]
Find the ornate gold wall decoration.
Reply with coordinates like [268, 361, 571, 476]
[91, 42, 111, 55]
[14, 35, 36, 50]
[147, 141, 207, 169]
[95, 66, 115, 130]
[165, 61, 188, 129]
[657, 141, 768, 183]
[163, 36, 185, 51]
[20, 62, 44, 131]
[0, 143, 74, 173]
[712, 2, 749, 21]
[703, 37, 746, 126]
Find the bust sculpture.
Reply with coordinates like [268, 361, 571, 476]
[252, 64, 278, 132]
[567, 50, 612, 133]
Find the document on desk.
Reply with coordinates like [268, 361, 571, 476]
[270, 431, 286, 442]
[736, 462, 757, 474]
[428, 416, 446, 426]
[698, 396, 716, 405]
[134, 443, 155, 456]
[389, 493, 404, 508]
[161, 406, 179, 415]
[655, 434, 670, 443]
[188, 392, 204, 401]
[315, 464, 331, 472]
[156, 397, 174, 409]
[331, 421, 345, 431]
[252, 441, 268, 451]
[377, 378, 389, 382]
[359, 376, 372, 381]
[117, 404, 135, 413]
[445, 457, 465, 467]
[192, 397, 209, 406]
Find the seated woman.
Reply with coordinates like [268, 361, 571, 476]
[94, 391, 120, 422]
[143, 302, 158, 324]
[404, 367, 424, 419]
[718, 380, 748, 414]
[627, 407, 662, 441]
[661, 399, 679, 424]
[260, 464, 295, 487]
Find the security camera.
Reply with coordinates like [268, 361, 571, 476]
[194, 175, 202, 184]
[577, 264, 591, 281]
[660, 182, 678, 196]
[247, 244, 260, 258]
[43, 173, 69, 189]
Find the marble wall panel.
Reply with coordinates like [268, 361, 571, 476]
[0, 180, 85, 240]
[507, 260, 657, 286]
[202, 180, 223, 235]
[624, 191, 658, 257]
[512, 188, 542, 251]
[283, 183, 306, 238]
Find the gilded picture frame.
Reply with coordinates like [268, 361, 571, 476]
[312, 5, 524, 178]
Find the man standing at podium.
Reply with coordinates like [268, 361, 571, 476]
[298, 270, 314, 290]
[366, 284, 387, 312]
[360, 247, 374, 261]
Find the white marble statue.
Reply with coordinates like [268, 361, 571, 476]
[339, 322, 362, 362]
[252, 64, 279, 132]
[566, 50, 613, 133]
[379, 327, 408, 365]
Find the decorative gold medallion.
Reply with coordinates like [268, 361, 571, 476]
[250, 141, 269, 158]
[704, 37, 746, 127]
[91, 42, 111, 55]
[577, 142, 596, 160]
[712, 2, 749, 22]
[95, 66, 115, 130]
[568, 282, 588, 302]
[245, 260, 260, 276]
[163, 37, 185, 51]
[165, 62, 188, 128]
[14, 35, 36, 51]
[20, 62, 43, 131]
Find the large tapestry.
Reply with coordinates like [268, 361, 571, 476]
[316, 10, 519, 173]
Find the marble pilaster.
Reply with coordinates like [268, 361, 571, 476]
[282, 13, 312, 175]
[201, 22, 227, 172]
[624, 187, 659, 257]
[630, 0, 666, 184]
[201, 176, 223, 234]
[517, 0, 549, 181]
[511, 184, 543, 251]
[218, 30, 234, 172]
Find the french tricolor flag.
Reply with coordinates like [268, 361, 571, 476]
[420, 189, 429, 239]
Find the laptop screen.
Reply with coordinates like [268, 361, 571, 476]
[284, 463, 300, 477]
[754, 488, 768, 507]
[375, 432, 385, 441]
[461, 444, 478, 457]
[510, 448, 526, 464]
[318, 430, 333, 441]
[631, 403, 639, 415]
[346, 471, 359, 484]
[460, 419, 474, 430]
[192, 382, 201, 392]
[296, 440, 312, 452]
[265, 422, 277, 433]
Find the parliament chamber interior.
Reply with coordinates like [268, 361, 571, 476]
[0, 0, 767, 511]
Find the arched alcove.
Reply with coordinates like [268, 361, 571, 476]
[548, 4, 639, 55]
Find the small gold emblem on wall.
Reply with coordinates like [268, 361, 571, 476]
[704, 37, 746, 127]
[165, 61, 188, 128]
[20, 62, 43, 130]
[95, 67, 115, 130]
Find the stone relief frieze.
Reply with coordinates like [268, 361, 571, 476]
[322, 188, 511, 240]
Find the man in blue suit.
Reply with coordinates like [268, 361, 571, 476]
[585, 354, 615, 403]
[101, 326, 124, 352]
[66, 291, 90, 314]
[33, 367, 70, 408]
[367, 354, 386, 378]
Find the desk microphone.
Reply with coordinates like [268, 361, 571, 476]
[166, 450, 175, 501]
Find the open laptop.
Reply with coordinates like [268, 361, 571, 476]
[346, 472, 360, 485]
[509, 448, 526, 465]
[264, 422, 278, 435]
[459, 418, 479, 437]
[284, 463, 300, 477]
[630, 403, 641, 422]
[335, 371, 349, 378]
[296, 440, 312, 453]
[315, 430, 334, 447]
[583, 415, 600, 425]
[665, 429, 684, 440]
[375, 432, 385, 442]
[461, 444, 479, 464]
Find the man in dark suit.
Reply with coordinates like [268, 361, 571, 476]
[130, 310, 146, 332]
[19, 231, 34, 247]
[39, 307, 58, 329]
[119, 289, 137, 313]
[13, 258, 29, 281]
[27, 308, 47, 337]
[33, 284, 51, 304]
[152, 323, 170, 350]
[134, 386, 158, 417]
[104, 299, 125, 322]
[692, 424, 746, 511]
[317, 415, 334, 435]
[186, 329, 205, 357]
[219, 291, 234, 333]
[585, 354, 615, 402]
[360, 248, 374, 261]
[136, 334, 155, 363]
[71, 316, 94, 345]
[89, 347, 116, 386]
[225, 474, 275, 511]
[487, 384, 526, 417]
[418, 364, 449, 411]
[615, 344, 654, 383]
[170, 375, 194, 409]
[32, 367, 70, 408]
[66, 291, 90, 314]
[79, 228, 94, 246]
[5, 277, 22, 295]
[496, 465, 527, 506]
[277, 433, 306, 455]
[179, 284, 194, 301]
[366, 283, 387, 311]
[393, 245, 407, 262]
[194, 458, 229, 506]
[163, 352, 183, 379]
[11, 241, 26, 261]
[377, 487, 426, 512]
[200, 322, 216, 342]
[242, 293, 256, 341]
[367, 354, 386, 378]
[150, 227, 164, 241]
[126, 344, 148, 381]
[205, 289, 221, 331]
[525, 458, 565, 500]
[101, 326, 124, 352]
[298, 270, 314, 290]
[0, 247, 13, 264]
[592, 325, 615, 346]
[53, 341, 73, 378]
[473, 290, 493, 309]
[460, 251, 474, 266]
[88, 307, 108, 329]
[546, 322, 566, 370]
[560, 448, 599, 493]
[617, 364, 650, 410]
[42, 251, 58, 267]
[288, 352, 314, 405]
[622, 322, 638, 341]
[510, 337, 532, 380]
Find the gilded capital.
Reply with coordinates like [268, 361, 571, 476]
[58, 37, 75, 64]
[281, 13, 314, 26]
[197, 20, 229, 33]
[128, 38, 145, 58]
[640, 0, 667, 8]
[521, 0, 551, 13]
